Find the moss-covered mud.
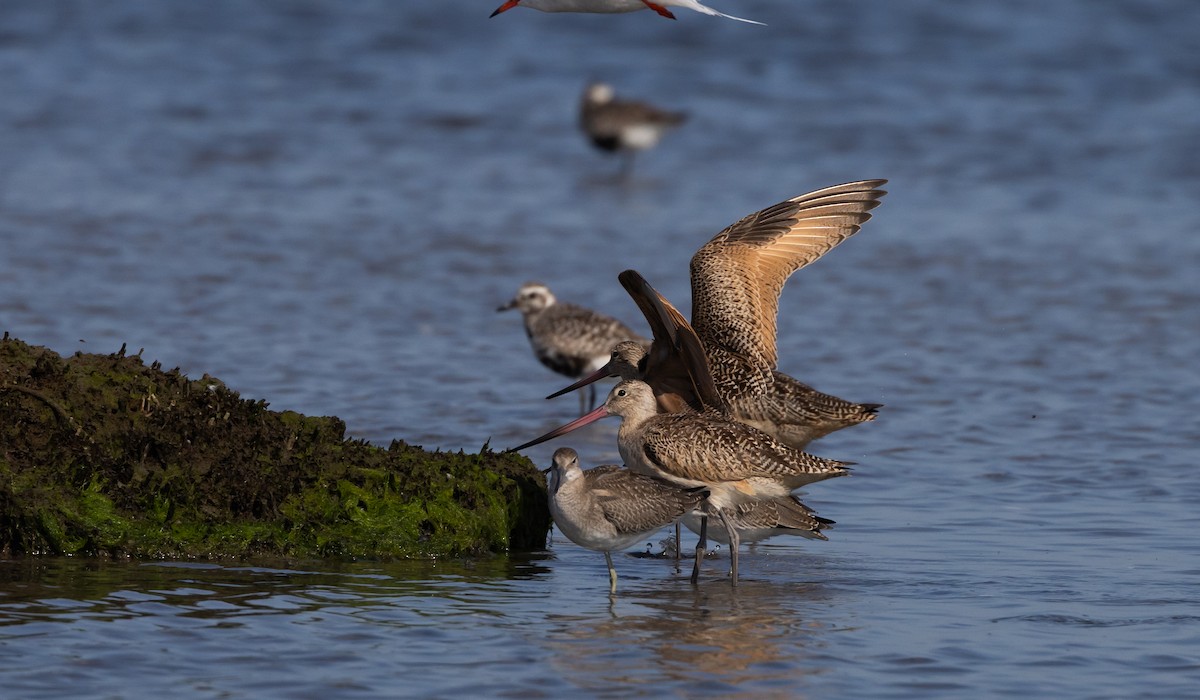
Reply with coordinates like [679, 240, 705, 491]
[0, 335, 550, 559]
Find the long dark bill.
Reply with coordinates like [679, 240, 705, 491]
[545, 363, 614, 400]
[506, 404, 611, 452]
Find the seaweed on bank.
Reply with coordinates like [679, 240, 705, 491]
[0, 334, 550, 559]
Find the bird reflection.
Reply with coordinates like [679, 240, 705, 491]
[542, 574, 836, 691]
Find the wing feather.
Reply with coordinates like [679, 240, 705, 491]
[689, 180, 887, 369]
[618, 269, 724, 412]
[588, 466, 703, 534]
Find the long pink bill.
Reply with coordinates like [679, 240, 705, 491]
[507, 404, 611, 453]
[545, 363, 614, 400]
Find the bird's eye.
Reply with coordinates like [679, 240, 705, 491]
[617, 389, 627, 397]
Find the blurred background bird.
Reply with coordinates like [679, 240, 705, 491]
[579, 82, 688, 177]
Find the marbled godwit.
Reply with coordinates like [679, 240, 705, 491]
[498, 281, 647, 412]
[548, 181, 887, 447]
[682, 494, 834, 546]
[686, 180, 888, 441]
[546, 447, 706, 593]
[512, 380, 852, 584]
[580, 83, 686, 176]
[551, 341, 850, 556]
[489, 0, 763, 25]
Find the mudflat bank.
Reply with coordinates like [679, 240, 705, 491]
[0, 335, 549, 558]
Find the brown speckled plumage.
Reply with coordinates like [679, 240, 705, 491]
[570, 271, 881, 447]
[726, 367, 882, 447]
[521, 181, 887, 582]
[604, 181, 887, 448]
[512, 380, 850, 584]
[513, 380, 850, 506]
[513, 379, 852, 585]
[608, 382, 851, 499]
[689, 180, 886, 369]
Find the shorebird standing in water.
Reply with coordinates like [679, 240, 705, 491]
[545, 447, 706, 593]
[580, 83, 687, 177]
[540, 182, 886, 574]
[513, 380, 852, 584]
[548, 181, 889, 449]
[550, 338, 843, 559]
[498, 282, 647, 413]
[489, 0, 763, 25]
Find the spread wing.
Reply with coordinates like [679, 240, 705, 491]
[689, 180, 887, 371]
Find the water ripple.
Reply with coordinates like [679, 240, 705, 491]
[3, 0, 1200, 697]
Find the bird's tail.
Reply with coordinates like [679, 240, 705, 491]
[690, 2, 765, 25]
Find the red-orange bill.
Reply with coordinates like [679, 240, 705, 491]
[489, 1, 520, 18]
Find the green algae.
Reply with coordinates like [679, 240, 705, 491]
[0, 335, 550, 559]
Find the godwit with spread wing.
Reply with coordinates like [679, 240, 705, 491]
[682, 494, 834, 546]
[489, 0, 763, 25]
[545, 447, 706, 593]
[548, 181, 887, 448]
[498, 281, 647, 412]
[512, 380, 851, 584]
[580, 83, 686, 177]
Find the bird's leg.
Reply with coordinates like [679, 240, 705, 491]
[641, 1, 677, 19]
[690, 514, 707, 584]
[619, 151, 636, 180]
[605, 551, 618, 594]
[715, 507, 740, 586]
[674, 522, 681, 560]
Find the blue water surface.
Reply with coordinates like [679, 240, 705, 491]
[2, 0, 1199, 697]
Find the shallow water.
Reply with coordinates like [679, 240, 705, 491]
[2, 0, 1199, 697]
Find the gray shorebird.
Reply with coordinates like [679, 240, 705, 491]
[545, 447, 706, 593]
[682, 494, 834, 546]
[489, 0, 763, 25]
[498, 281, 647, 412]
[580, 83, 687, 176]
[548, 337, 719, 556]
[548, 181, 888, 448]
[513, 380, 852, 584]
